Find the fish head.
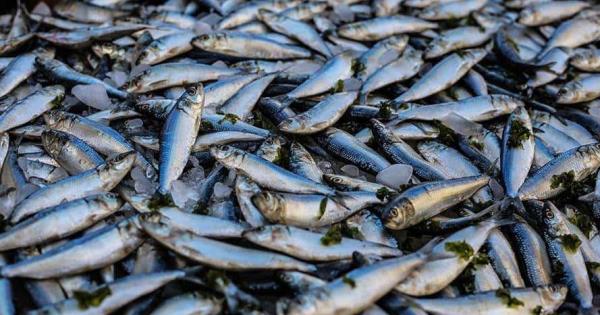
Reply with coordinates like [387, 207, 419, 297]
[540, 201, 564, 233]
[491, 95, 523, 114]
[277, 271, 301, 288]
[382, 197, 414, 230]
[41, 129, 69, 157]
[537, 284, 568, 309]
[93, 192, 124, 211]
[257, 135, 286, 160]
[517, 8, 539, 25]
[99, 151, 136, 180]
[35, 56, 59, 71]
[193, 33, 227, 51]
[44, 85, 66, 107]
[277, 117, 302, 133]
[556, 86, 578, 104]
[180, 83, 205, 109]
[91, 42, 123, 60]
[139, 211, 173, 238]
[209, 145, 242, 165]
[43, 110, 73, 129]
[251, 191, 285, 222]
[322, 174, 349, 189]
[126, 73, 145, 93]
[345, 209, 369, 227]
[257, 8, 276, 21]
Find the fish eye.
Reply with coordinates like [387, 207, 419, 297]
[544, 210, 554, 219]
[390, 208, 399, 217]
[187, 86, 198, 95]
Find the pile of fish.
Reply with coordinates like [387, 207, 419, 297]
[3, 0, 600, 313]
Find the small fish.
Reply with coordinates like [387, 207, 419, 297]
[243, 225, 402, 261]
[193, 32, 312, 60]
[382, 175, 490, 230]
[211, 145, 334, 195]
[158, 84, 204, 194]
[392, 49, 487, 104]
[338, 16, 438, 41]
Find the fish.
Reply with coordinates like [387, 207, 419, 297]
[381, 175, 490, 230]
[158, 84, 204, 194]
[10, 152, 135, 223]
[211, 145, 334, 195]
[252, 190, 382, 228]
[501, 106, 535, 199]
[243, 225, 402, 261]
[392, 48, 487, 104]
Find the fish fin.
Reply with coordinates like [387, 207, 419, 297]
[275, 95, 294, 108]
[182, 266, 205, 276]
[579, 191, 600, 203]
[500, 196, 525, 218]
[358, 93, 368, 105]
[484, 159, 500, 177]
[536, 61, 558, 74]
[417, 236, 443, 258]
[351, 252, 381, 267]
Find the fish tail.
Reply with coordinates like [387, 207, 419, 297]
[358, 93, 368, 105]
[276, 95, 295, 108]
[500, 196, 525, 218]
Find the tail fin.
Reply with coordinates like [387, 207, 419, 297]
[275, 95, 295, 108]
[500, 196, 526, 218]
[358, 93, 368, 105]
[579, 191, 600, 203]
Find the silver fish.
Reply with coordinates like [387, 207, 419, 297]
[10, 151, 134, 223]
[252, 190, 382, 228]
[127, 63, 238, 94]
[502, 106, 535, 199]
[158, 84, 204, 194]
[193, 32, 312, 60]
[142, 217, 315, 272]
[243, 225, 402, 261]
[211, 145, 334, 195]
[0, 86, 64, 133]
[2, 216, 143, 279]
[337, 16, 437, 41]
[392, 48, 487, 104]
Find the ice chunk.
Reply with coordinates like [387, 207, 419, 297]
[131, 166, 156, 194]
[317, 161, 334, 174]
[194, 21, 212, 35]
[343, 78, 362, 92]
[72, 84, 112, 110]
[341, 164, 360, 178]
[200, 13, 222, 26]
[113, 36, 136, 47]
[212, 60, 229, 69]
[32, 2, 52, 16]
[334, 4, 355, 22]
[213, 182, 232, 199]
[171, 180, 199, 208]
[182, 166, 205, 187]
[489, 178, 504, 200]
[108, 70, 128, 87]
[376, 164, 413, 189]
[589, 100, 600, 119]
